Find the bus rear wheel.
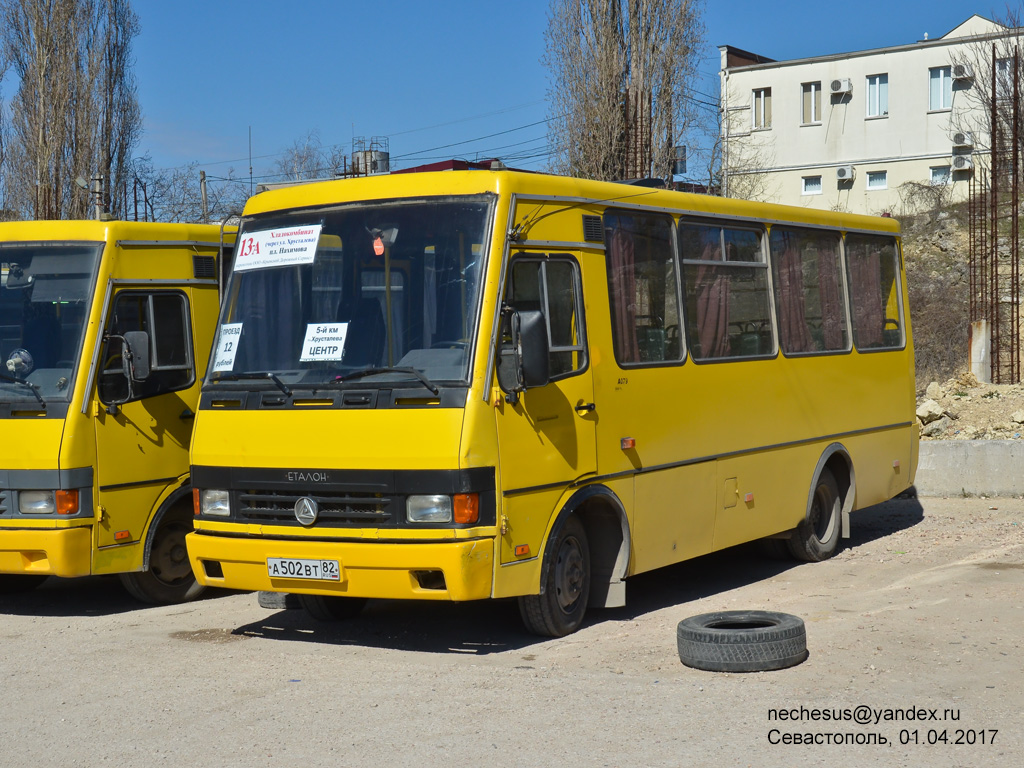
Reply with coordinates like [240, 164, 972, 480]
[0, 574, 48, 594]
[519, 515, 591, 637]
[788, 467, 842, 562]
[119, 512, 204, 604]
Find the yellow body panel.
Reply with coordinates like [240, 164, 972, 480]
[0, 527, 93, 577]
[0, 220, 231, 580]
[188, 170, 915, 610]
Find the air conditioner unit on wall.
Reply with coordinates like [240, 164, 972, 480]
[952, 155, 974, 171]
[836, 165, 856, 181]
[952, 63, 974, 81]
[830, 78, 853, 95]
[953, 131, 975, 148]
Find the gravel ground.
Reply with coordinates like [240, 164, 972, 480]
[1, 495, 1022, 768]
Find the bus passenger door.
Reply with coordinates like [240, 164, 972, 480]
[92, 288, 198, 562]
[494, 255, 596, 565]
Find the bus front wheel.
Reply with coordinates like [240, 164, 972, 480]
[788, 467, 842, 562]
[298, 593, 367, 621]
[119, 511, 204, 604]
[519, 515, 591, 637]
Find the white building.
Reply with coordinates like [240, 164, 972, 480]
[719, 15, 1012, 214]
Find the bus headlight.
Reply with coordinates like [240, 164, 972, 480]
[200, 489, 231, 517]
[19, 490, 55, 514]
[406, 495, 452, 523]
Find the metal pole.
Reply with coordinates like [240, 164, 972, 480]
[200, 170, 209, 224]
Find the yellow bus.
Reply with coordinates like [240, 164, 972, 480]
[0, 220, 232, 603]
[186, 169, 916, 636]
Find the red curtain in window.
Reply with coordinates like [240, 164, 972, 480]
[848, 244, 884, 347]
[696, 241, 730, 358]
[776, 232, 813, 353]
[817, 240, 844, 349]
[609, 224, 639, 362]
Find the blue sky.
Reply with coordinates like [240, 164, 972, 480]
[130, 1, 1001, 185]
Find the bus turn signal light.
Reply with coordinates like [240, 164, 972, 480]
[620, 437, 636, 450]
[453, 493, 479, 525]
[114, 530, 131, 541]
[515, 544, 530, 556]
[192, 488, 201, 516]
[55, 490, 79, 515]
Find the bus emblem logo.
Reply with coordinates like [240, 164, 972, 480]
[294, 497, 318, 526]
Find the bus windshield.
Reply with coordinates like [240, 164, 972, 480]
[209, 195, 493, 389]
[0, 242, 101, 403]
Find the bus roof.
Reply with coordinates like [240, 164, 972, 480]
[242, 169, 901, 236]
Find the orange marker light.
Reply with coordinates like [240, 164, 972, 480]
[515, 544, 530, 557]
[192, 487, 201, 516]
[620, 437, 636, 450]
[114, 530, 131, 542]
[55, 489, 79, 515]
[744, 492, 754, 503]
[453, 493, 479, 525]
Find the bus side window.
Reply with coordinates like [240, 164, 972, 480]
[679, 220, 773, 360]
[604, 209, 683, 366]
[844, 234, 903, 350]
[769, 226, 849, 355]
[506, 256, 587, 379]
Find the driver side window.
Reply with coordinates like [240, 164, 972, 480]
[98, 290, 193, 404]
[506, 255, 587, 379]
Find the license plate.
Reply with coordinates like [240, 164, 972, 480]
[267, 558, 340, 581]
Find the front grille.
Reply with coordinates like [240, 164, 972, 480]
[237, 490, 393, 527]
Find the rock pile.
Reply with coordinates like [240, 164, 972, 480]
[915, 372, 1024, 440]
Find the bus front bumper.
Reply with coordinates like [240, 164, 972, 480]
[186, 532, 495, 602]
[0, 526, 93, 577]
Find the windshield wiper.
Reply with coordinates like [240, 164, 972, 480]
[335, 366, 440, 395]
[0, 372, 46, 408]
[214, 372, 292, 396]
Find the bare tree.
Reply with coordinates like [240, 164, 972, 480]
[127, 156, 250, 224]
[544, 0, 704, 181]
[272, 131, 347, 182]
[1, 0, 142, 220]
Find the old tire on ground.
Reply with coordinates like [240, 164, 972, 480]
[0, 574, 48, 594]
[257, 591, 302, 609]
[297, 593, 367, 621]
[677, 610, 808, 672]
[518, 514, 591, 637]
[119, 512, 204, 605]
[787, 466, 842, 562]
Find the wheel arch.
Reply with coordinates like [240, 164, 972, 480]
[139, 480, 194, 572]
[807, 443, 856, 538]
[540, 484, 630, 609]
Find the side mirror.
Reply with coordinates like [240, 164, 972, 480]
[122, 331, 151, 382]
[496, 307, 549, 403]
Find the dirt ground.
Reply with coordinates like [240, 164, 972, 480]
[1, 495, 1022, 768]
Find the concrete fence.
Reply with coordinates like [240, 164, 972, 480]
[915, 440, 1024, 497]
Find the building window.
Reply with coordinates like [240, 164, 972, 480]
[867, 171, 888, 190]
[752, 88, 772, 129]
[802, 176, 822, 195]
[930, 166, 951, 185]
[801, 82, 821, 124]
[997, 57, 1014, 99]
[929, 66, 952, 110]
[866, 74, 888, 117]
